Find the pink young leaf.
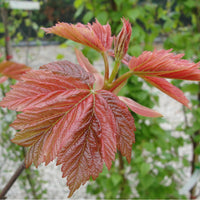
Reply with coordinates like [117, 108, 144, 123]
[10, 89, 118, 198]
[99, 90, 135, 162]
[128, 49, 200, 81]
[56, 91, 118, 197]
[0, 61, 31, 80]
[114, 18, 132, 61]
[42, 19, 113, 52]
[75, 49, 104, 90]
[141, 76, 190, 107]
[40, 60, 95, 85]
[0, 60, 95, 111]
[0, 60, 137, 197]
[0, 76, 8, 83]
[118, 96, 162, 118]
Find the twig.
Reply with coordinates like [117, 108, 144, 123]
[190, 82, 200, 199]
[0, 161, 25, 199]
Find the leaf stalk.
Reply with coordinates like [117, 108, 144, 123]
[108, 60, 120, 84]
[102, 52, 109, 83]
[109, 70, 133, 92]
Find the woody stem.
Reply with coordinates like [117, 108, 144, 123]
[0, 161, 25, 199]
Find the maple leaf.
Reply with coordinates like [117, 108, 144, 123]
[0, 60, 136, 197]
[129, 49, 200, 81]
[75, 48, 104, 90]
[42, 19, 113, 52]
[127, 49, 200, 107]
[108, 49, 200, 107]
[0, 61, 31, 82]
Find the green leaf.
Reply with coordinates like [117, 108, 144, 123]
[127, 8, 141, 22]
[74, 4, 84, 18]
[140, 163, 151, 177]
[82, 47, 100, 64]
[32, 22, 38, 30]
[195, 146, 200, 154]
[128, 45, 142, 57]
[56, 54, 64, 60]
[183, 157, 190, 167]
[96, 11, 108, 24]
[143, 142, 155, 152]
[25, 19, 31, 27]
[140, 175, 154, 190]
[184, 0, 196, 8]
[110, 12, 122, 22]
[114, 0, 123, 8]
[74, 0, 83, 8]
[181, 83, 199, 95]
[37, 29, 44, 38]
[0, 23, 4, 33]
[111, 173, 122, 186]
[163, 19, 174, 32]
[83, 11, 93, 23]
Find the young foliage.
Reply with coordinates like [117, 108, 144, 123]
[0, 59, 31, 83]
[0, 76, 46, 199]
[0, 60, 135, 197]
[42, 19, 113, 53]
[1, 18, 200, 197]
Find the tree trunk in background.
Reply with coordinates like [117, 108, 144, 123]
[1, 7, 12, 61]
[190, 82, 200, 199]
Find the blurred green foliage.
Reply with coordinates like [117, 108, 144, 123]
[164, 1, 200, 197]
[0, 0, 199, 198]
[0, 1, 47, 198]
[0, 79, 47, 199]
[73, 0, 200, 199]
[0, 3, 45, 46]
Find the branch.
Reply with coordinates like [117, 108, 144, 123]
[190, 82, 200, 199]
[0, 161, 25, 199]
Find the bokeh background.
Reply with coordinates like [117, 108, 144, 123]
[0, 0, 200, 199]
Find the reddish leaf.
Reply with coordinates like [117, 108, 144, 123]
[0, 61, 31, 80]
[10, 89, 118, 197]
[0, 60, 94, 111]
[57, 92, 118, 197]
[128, 49, 200, 81]
[94, 93, 117, 168]
[42, 19, 113, 52]
[141, 76, 190, 107]
[11, 90, 92, 166]
[75, 49, 104, 90]
[57, 109, 104, 197]
[110, 49, 198, 107]
[98, 90, 135, 162]
[0, 60, 139, 197]
[0, 76, 8, 83]
[114, 18, 132, 61]
[40, 60, 95, 85]
[118, 96, 162, 118]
